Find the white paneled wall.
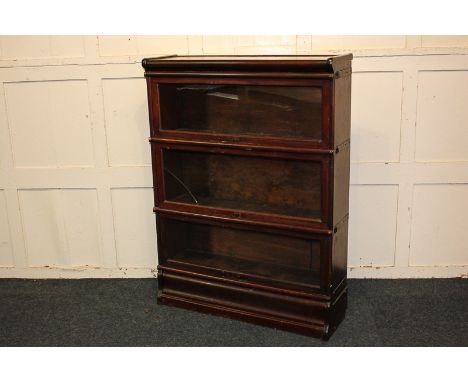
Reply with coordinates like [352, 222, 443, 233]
[111, 187, 156, 268]
[0, 35, 468, 278]
[19, 188, 102, 267]
[0, 36, 85, 59]
[0, 190, 14, 266]
[410, 185, 468, 266]
[351, 72, 403, 163]
[415, 71, 468, 162]
[5, 80, 94, 168]
[102, 78, 151, 167]
[348, 185, 399, 268]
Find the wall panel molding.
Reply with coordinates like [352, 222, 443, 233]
[0, 35, 467, 278]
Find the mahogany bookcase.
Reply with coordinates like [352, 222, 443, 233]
[142, 55, 352, 339]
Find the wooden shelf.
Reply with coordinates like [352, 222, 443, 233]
[169, 194, 321, 220]
[169, 250, 320, 288]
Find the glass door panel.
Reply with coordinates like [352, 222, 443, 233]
[163, 149, 322, 220]
[158, 84, 322, 140]
[161, 217, 322, 288]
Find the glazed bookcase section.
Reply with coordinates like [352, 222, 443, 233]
[158, 215, 325, 291]
[157, 145, 329, 227]
[156, 82, 328, 146]
[150, 78, 332, 151]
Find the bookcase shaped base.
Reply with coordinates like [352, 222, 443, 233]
[156, 268, 347, 340]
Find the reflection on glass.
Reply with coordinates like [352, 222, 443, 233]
[162, 217, 321, 287]
[163, 150, 322, 219]
[159, 84, 322, 140]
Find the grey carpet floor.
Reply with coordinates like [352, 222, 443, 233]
[0, 278, 466, 346]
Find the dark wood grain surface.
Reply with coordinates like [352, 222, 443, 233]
[144, 55, 352, 339]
